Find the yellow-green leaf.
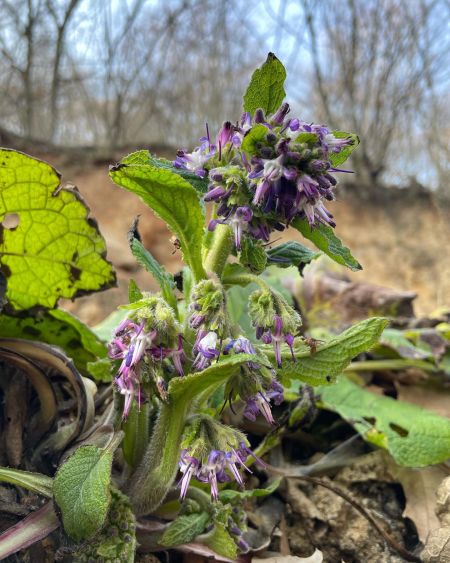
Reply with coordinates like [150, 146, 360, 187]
[0, 149, 115, 309]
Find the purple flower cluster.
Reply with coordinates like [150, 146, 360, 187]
[223, 336, 285, 424]
[243, 380, 284, 425]
[178, 442, 263, 501]
[192, 330, 220, 371]
[108, 312, 185, 418]
[256, 314, 295, 367]
[174, 103, 353, 248]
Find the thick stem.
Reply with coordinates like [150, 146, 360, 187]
[222, 271, 269, 291]
[126, 401, 188, 516]
[204, 224, 233, 277]
[122, 402, 150, 471]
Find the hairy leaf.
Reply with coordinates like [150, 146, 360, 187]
[110, 160, 206, 281]
[240, 236, 267, 274]
[219, 478, 281, 503]
[169, 354, 257, 403]
[328, 132, 360, 167]
[0, 467, 53, 497]
[267, 241, 321, 269]
[87, 357, 113, 382]
[53, 444, 115, 541]
[279, 317, 388, 386]
[128, 218, 177, 310]
[0, 308, 107, 374]
[203, 522, 237, 560]
[121, 150, 209, 194]
[320, 376, 450, 466]
[0, 149, 115, 309]
[160, 512, 210, 547]
[241, 124, 270, 156]
[292, 218, 362, 271]
[243, 52, 286, 116]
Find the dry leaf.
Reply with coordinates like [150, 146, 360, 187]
[385, 455, 447, 542]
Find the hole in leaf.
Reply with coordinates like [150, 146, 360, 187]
[1, 213, 19, 230]
[389, 423, 409, 437]
[363, 416, 376, 425]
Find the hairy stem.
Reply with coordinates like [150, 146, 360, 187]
[344, 359, 437, 372]
[122, 402, 150, 471]
[126, 401, 189, 516]
[204, 224, 233, 277]
[222, 271, 270, 291]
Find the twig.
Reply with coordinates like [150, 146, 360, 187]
[266, 467, 421, 562]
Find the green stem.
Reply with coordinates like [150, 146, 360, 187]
[122, 402, 150, 471]
[126, 400, 189, 516]
[204, 224, 233, 277]
[222, 271, 270, 291]
[344, 359, 437, 373]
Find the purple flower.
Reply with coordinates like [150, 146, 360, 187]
[193, 331, 220, 370]
[108, 310, 184, 418]
[178, 443, 262, 501]
[223, 336, 259, 370]
[243, 379, 284, 424]
[254, 315, 295, 367]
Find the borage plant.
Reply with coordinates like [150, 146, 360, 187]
[0, 54, 388, 561]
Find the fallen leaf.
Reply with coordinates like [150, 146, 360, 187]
[385, 455, 447, 542]
[395, 382, 450, 418]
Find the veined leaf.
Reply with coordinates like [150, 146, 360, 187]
[0, 467, 53, 497]
[0, 308, 107, 374]
[292, 218, 362, 271]
[266, 241, 321, 269]
[121, 150, 209, 194]
[0, 149, 115, 309]
[243, 52, 286, 116]
[219, 478, 281, 503]
[203, 522, 237, 560]
[160, 512, 210, 547]
[241, 124, 270, 156]
[110, 160, 206, 282]
[279, 317, 388, 386]
[169, 354, 257, 403]
[53, 441, 118, 541]
[239, 236, 267, 274]
[329, 131, 360, 167]
[320, 376, 450, 467]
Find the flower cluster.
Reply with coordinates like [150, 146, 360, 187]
[108, 296, 184, 418]
[174, 103, 353, 248]
[223, 336, 284, 424]
[248, 288, 302, 366]
[178, 416, 263, 500]
[189, 279, 229, 370]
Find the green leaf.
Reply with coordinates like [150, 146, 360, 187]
[169, 354, 257, 403]
[0, 149, 115, 309]
[128, 219, 177, 311]
[0, 467, 53, 497]
[160, 512, 210, 547]
[121, 150, 209, 194]
[377, 328, 432, 360]
[110, 160, 206, 282]
[267, 241, 321, 269]
[243, 52, 286, 116]
[328, 132, 360, 167]
[320, 376, 450, 466]
[292, 218, 362, 271]
[128, 279, 143, 303]
[92, 308, 129, 341]
[219, 478, 281, 503]
[53, 443, 115, 541]
[295, 132, 319, 144]
[203, 522, 237, 560]
[239, 236, 267, 274]
[279, 317, 389, 386]
[241, 124, 270, 156]
[0, 308, 107, 374]
[87, 357, 113, 382]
